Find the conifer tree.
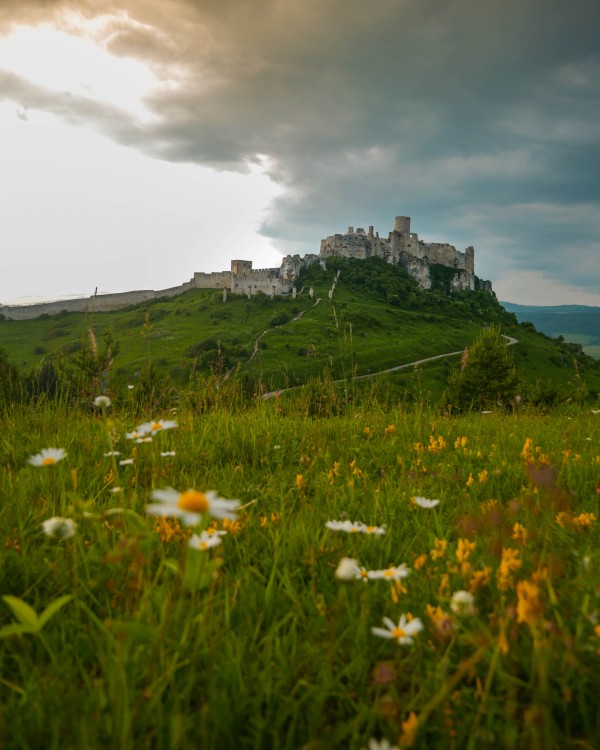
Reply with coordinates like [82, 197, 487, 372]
[442, 324, 519, 412]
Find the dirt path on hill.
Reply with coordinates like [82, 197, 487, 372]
[246, 298, 322, 364]
[261, 334, 518, 399]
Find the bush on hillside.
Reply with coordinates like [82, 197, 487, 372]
[442, 324, 520, 412]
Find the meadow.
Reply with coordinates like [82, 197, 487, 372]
[1, 381, 599, 749]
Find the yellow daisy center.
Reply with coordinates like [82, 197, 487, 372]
[151, 422, 163, 431]
[178, 490, 209, 513]
[383, 569, 395, 578]
[42, 457, 56, 466]
[392, 627, 406, 639]
[360, 570, 369, 578]
[200, 541, 208, 550]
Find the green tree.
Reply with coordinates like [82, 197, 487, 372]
[442, 324, 519, 412]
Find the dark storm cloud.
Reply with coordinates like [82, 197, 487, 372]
[1, 0, 599, 297]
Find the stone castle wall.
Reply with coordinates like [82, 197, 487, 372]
[0, 283, 195, 321]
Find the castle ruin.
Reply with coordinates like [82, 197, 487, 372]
[0, 215, 490, 320]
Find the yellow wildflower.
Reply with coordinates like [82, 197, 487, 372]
[594, 624, 600, 638]
[430, 538, 448, 560]
[454, 435, 468, 449]
[221, 517, 242, 534]
[154, 517, 190, 543]
[427, 435, 446, 453]
[478, 469, 488, 483]
[573, 512, 596, 528]
[400, 711, 419, 747]
[414, 554, 428, 571]
[469, 567, 491, 593]
[466, 472, 474, 487]
[363, 426, 372, 438]
[295, 474, 303, 489]
[516, 579, 543, 626]
[522, 437, 534, 462]
[512, 522, 528, 546]
[390, 580, 408, 603]
[456, 538, 476, 563]
[384, 424, 396, 436]
[438, 572, 450, 597]
[497, 547, 521, 591]
[327, 461, 341, 485]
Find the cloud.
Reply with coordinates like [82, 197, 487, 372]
[1, 0, 599, 301]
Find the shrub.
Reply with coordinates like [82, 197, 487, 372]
[442, 324, 520, 412]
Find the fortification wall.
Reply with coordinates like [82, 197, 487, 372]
[231, 267, 293, 295]
[193, 271, 232, 289]
[320, 233, 373, 260]
[0, 281, 196, 321]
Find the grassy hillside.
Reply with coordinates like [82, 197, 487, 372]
[501, 302, 600, 359]
[1, 258, 600, 402]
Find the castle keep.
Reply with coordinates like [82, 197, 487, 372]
[0, 215, 489, 320]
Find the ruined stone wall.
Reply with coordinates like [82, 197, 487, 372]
[231, 266, 292, 295]
[193, 271, 232, 289]
[0, 282, 196, 321]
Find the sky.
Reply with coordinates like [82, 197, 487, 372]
[1, 0, 599, 306]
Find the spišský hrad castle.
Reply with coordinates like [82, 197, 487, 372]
[0, 215, 491, 320]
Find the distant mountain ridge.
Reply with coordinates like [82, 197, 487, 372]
[500, 302, 600, 359]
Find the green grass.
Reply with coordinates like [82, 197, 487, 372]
[1, 389, 600, 748]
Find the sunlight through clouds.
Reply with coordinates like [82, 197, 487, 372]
[0, 23, 159, 120]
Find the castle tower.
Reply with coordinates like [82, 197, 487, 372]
[393, 216, 411, 235]
[231, 259, 253, 276]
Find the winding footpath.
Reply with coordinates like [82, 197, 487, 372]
[261, 334, 518, 400]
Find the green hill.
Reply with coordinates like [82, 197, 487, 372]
[1, 257, 600, 402]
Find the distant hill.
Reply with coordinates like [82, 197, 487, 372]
[500, 302, 600, 359]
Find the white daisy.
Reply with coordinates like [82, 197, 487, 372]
[371, 614, 423, 645]
[42, 517, 77, 540]
[125, 430, 147, 440]
[110, 487, 123, 494]
[188, 531, 223, 551]
[450, 590, 476, 616]
[363, 739, 399, 750]
[361, 524, 386, 535]
[335, 557, 361, 581]
[136, 436, 153, 444]
[28, 447, 66, 467]
[119, 458, 134, 466]
[368, 564, 411, 581]
[412, 496, 440, 509]
[146, 488, 240, 525]
[160, 451, 176, 457]
[136, 419, 178, 434]
[325, 521, 378, 534]
[104, 451, 121, 457]
[94, 395, 111, 408]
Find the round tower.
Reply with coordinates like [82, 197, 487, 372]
[394, 216, 411, 235]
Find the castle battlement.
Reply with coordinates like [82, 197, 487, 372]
[0, 214, 490, 320]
